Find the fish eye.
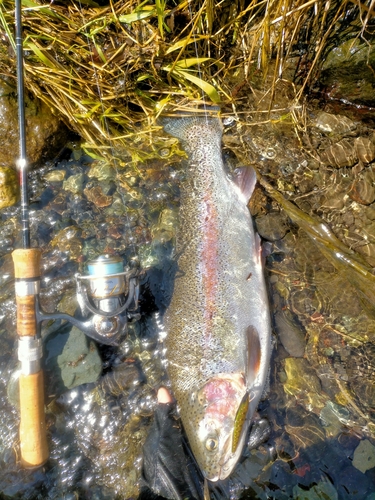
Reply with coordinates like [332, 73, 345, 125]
[205, 437, 219, 451]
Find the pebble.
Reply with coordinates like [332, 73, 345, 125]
[313, 111, 356, 135]
[355, 136, 375, 164]
[274, 309, 305, 357]
[283, 357, 328, 411]
[87, 162, 116, 181]
[255, 212, 288, 242]
[353, 439, 375, 474]
[348, 178, 375, 205]
[63, 173, 85, 194]
[45, 325, 102, 395]
[293, 480, 338, 500]
[84, 185, 113, 208]
[44, 169, 66, 183]
[320, 401, 351, 436]
[321, 139, 357, 168]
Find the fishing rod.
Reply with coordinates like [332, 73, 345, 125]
[12, 0, 48, 468]
[11, 0, 140, 468]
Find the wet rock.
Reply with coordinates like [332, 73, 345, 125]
[84, 185, 113, 208]
[63, 173, 85, 194]
[320, 401, 351, 437]
[347, 342, 375, 408]
[338, 463, 375, 499]
[151, 207, 178, 244]
[355, 136, 375, 164]
[293, 481, 338, 500]
[285, 407, 326, 450]
[321, 39, 375, 108]
[0, 80, 68, 168]
[50, 225, 82, 260]
[255, 212, 288, 242]
[274, 309, 305, 357]
[357, 242, 375, 267]
[320, 139, 357, 168]
[99, 361, 144, 396]
[283, 357, 328, 412]
[48, 192, 67, 214]
[6, 367, 21, 408]
[45, 325, 102, 396]
[0, 166, 19, 209]
[353, 439, 375, 474]
[0, 468, 47, 499]
[313, 111, 356, 135]
[44, 169, 66, 183]
[348, 178, 375, 205]
[87, 161, 116, 181]
[366, 206, 375, 220]
[232, 447, 271, 487]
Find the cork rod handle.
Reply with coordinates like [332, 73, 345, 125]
[12, 248, 48, 467]
[13, 249, 41, 337]
[19, 371, 49, 467]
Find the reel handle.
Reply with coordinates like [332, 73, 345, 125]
[12, 248, 48, 467]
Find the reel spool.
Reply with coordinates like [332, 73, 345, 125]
[75, 254, 140, 343]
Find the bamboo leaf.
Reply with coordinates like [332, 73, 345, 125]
[163, 58, 212, 71]
[24, 41, 57, 69]
[137, 74, 155, 82]
[155, 0, 165, 38]
[175, 69, 220, 103]
[21, 0, 66, 20]
[0, 8, 15, 52]
[119, 7, 155, 24]
[165, 35, 210, 54]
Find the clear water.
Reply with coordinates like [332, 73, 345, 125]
[0, 114, 375, 499]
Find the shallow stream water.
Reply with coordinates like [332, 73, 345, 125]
[0, 104, 375, 499]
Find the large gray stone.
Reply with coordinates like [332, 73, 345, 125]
[45, 325, 102, 397]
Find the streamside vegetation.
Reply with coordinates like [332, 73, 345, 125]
[0, 0, 373, 165]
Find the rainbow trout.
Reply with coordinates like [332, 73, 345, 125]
[162, 113, 271, 481]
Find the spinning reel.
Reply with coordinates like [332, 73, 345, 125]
[36, 254, 140, 346]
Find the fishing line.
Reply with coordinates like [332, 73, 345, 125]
[186, 0, 211, 124]
[76, 0, 138, 262]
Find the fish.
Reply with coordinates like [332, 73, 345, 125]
[161, 112, 272, 482]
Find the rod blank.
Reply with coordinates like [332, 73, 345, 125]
[15, 0, 30, 249]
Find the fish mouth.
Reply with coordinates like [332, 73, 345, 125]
[218, 443, 241, 480]
[203, 430, 243, 481]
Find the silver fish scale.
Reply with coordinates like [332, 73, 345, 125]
[162, 113, 271, 478]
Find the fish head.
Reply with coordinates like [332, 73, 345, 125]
[181, 373, 250, 481]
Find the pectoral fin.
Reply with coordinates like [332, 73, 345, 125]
[233, 167, 257, 202]
[246, 325, 261, 387]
